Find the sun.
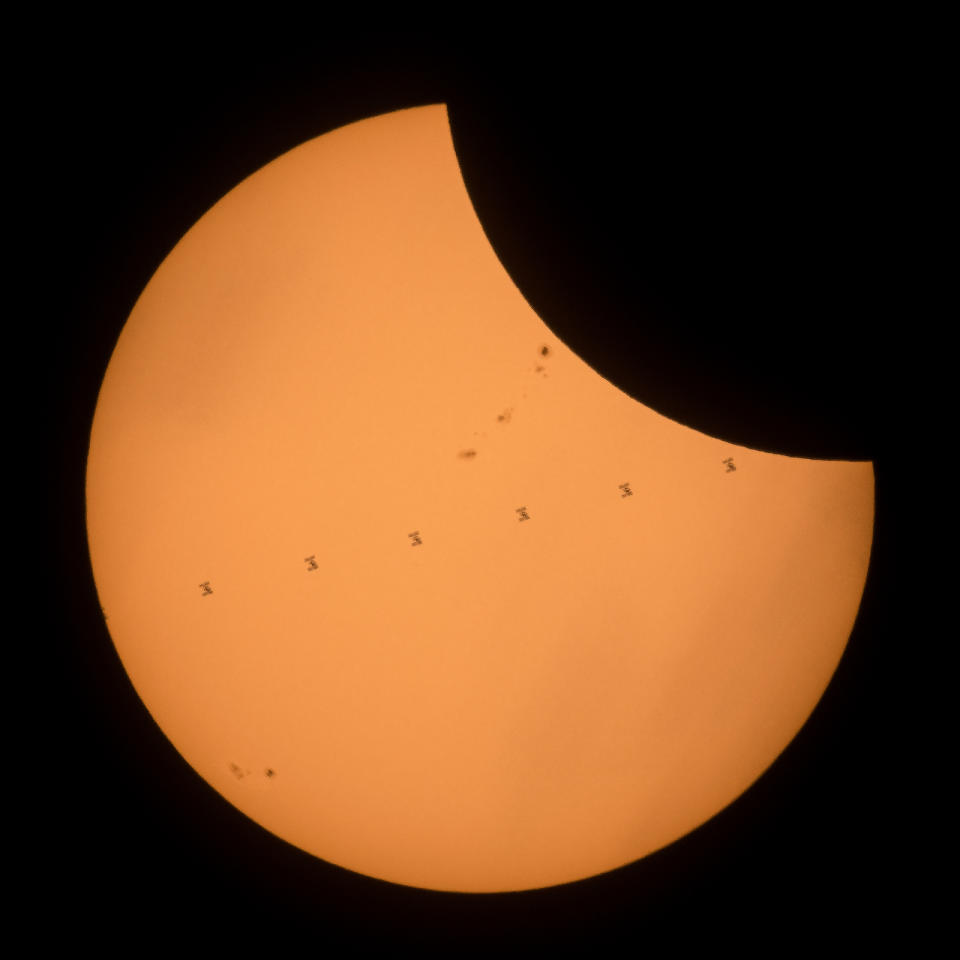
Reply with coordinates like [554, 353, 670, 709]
[85, 103, 874, 893]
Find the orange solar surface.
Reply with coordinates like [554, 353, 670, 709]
[85, 104, 874, 892]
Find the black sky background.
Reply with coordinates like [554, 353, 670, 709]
[33, 28, 917, 950]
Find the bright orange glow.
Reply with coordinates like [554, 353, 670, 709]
[85, 104, 874, 893]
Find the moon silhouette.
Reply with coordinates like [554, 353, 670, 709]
[84, 103, 873, 894]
